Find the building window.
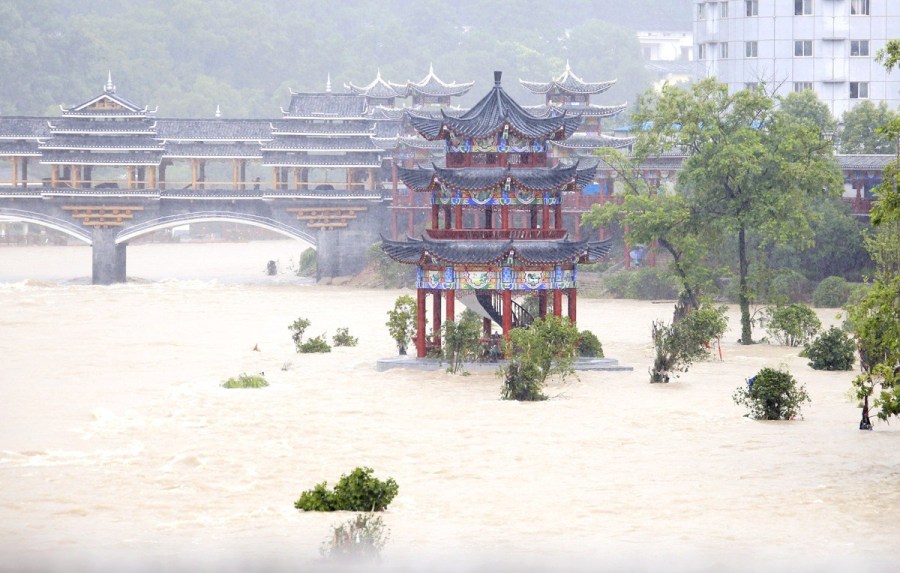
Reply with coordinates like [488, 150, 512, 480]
[698, 2, 706, 19]
[851, 0, 869, 15]
[720, 42, 728, 59]
[850, 40, 870, 56]
[720, 1, 728, 18]
[698, 44, 707, 60]
[793, 82, 813, 92]
[745, 1, 758, 17]
[850, 82, 869, 99]
[794, 0, 812, 15]
[794, 40, 813, 57]
[745, 41, 758, 58]
[745, 82, 760, 91]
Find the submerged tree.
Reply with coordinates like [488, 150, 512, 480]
[499, 315, 580, 401]
[632, 79, 842, 343]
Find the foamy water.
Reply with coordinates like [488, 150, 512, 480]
[0, 242, 897, 572]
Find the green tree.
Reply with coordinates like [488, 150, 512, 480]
[441, 310, 483, 374]
[650, 303, 728, 383]
[839, 100, 898, 155]
[499, 315, 580, 401]
[632, 79, 842, 343]
[778, 90, 837, 133]
[386, 295, 417, 355]
[733, 367, 810, 420]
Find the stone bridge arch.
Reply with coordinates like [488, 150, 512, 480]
[0, 208, 92, 244]
[115, 211, 318, 246]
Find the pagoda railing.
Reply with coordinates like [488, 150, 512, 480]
[425, 228, 567, 240]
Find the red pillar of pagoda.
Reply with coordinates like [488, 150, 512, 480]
[553, 290, 563, 317]
[432, 290, 442, 351]
[446, 289, 455, 323]
[416, 288, 427, 358]
[567, 288, 577, 323]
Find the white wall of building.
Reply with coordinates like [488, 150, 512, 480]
[693, 0, 900, 117]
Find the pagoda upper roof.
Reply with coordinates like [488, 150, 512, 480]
[346, 70, 406, 99]
[381, 235, 612, 265]
[398, 162, 597, 193]
[406, 71, 582, 141]
[284, 92, 368, 118]
[399, 64, 474, 98]
[520, 62, 617, 95]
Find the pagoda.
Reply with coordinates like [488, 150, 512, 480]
[382, 71, 611, 358]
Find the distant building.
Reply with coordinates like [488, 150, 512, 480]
[637, 30, 695, 90]
[693, 0, 900, 117]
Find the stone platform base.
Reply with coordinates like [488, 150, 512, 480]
[375, 356, 633, 372]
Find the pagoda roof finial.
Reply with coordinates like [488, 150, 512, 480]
[215, 104, 221, 118]
[326, 73, 332, 93]
[494, 71, 502, 86]
[105, 71, 116, 94]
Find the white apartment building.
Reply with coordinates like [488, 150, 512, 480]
[693, 0, 900, 117]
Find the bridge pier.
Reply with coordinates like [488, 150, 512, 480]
[92, 228, 126, 285]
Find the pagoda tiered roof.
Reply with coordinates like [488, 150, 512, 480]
[283, 92, 368, 119]
[397, 162, 597, 193]
[520, 62, 617, 95]
[397, 64, 474, 98]
[406, 72, 582, 141]
[346, 70, 406, 99]
[382, 236, 612, 265]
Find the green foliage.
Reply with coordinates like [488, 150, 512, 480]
[812, 276, 851, 308]
[650, 304, 728, 383]
[441, 310, 483, 374]
[767, 269, 812, 304]
[332, 327, 358, 347]
[839, 100, 898, 154]
[633, 78, 842, 344]
[577, 330, 604, 358]
[733, 367, 810, 420]
[804, 326, 856, 371]
[221, 373, 268, 388]
[601, 267, 679, 300]
[320, 513, 389, 562]
[295, 467, 399, 512]
[298, 334, 332, 353]
[386, 295, 417, 355]
[777, 90, 837, 133]
[368, 243, 415, 289]
[289, 317, 311, 347]
[291, 247, 317, 277]
[499, 316, 580, 401]
[764, 304, 821, 347]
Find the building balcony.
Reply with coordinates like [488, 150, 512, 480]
[425, 228, 568, 241]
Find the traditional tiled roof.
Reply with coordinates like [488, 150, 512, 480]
[520, 62, 617, 95]
[381, 236, 612, 265]
[346, 70, 406, 99]
[263, 135, 380, 152]
[163, 143, 263, 159]
[270, 119, 373, 136]
[40, 135, 163, 151]
[39, 150, 164, 166]
[526, 103, 628, 118]
[0, 117, 52, 139]
[402, 64, 474, 98]
[65, 76, 148, 114]
[550, 134, 635, 150]
[837, 154, 895, 170]
[398, 162, 597, 193]
[48, 118, 156, 135]
[397, 136, 444, 150]
[0, 141, 42, 156]
[284, 93, 368, 118]
[407, 72, 582, 141]
[155, 119, 271, 141]
[374, 121, 402, 139]
[262, 151, 381, 168]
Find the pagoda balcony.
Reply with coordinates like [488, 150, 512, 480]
[424, 228, 567, 240]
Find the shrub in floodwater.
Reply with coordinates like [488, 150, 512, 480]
[221, 373, 268, 388]
[320, 513, 389, 562]
[764, 303, 821, 347]
[289, 317, 311, 348]
[295, 467, 399, 512]
[812, 276, 851, 308]
[577, 329, 604, 358]
[298, 334, 332, 353]
[332, 327, 358, 347]
[803, 326, 856, 371]
[499, 315, 580, 401]
[650, 304, 728, 383]
[732, 366, 810, 420]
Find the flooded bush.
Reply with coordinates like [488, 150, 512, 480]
[764, 304, 821, 347]
[812, 276, 851, 308]
[320, 513, 389, 562]
[499, 316, 579, 401]
[733, 367, 810, 420]
[650, 304, 728, 383]
[332, 327, 358, 347]
[767, 269, 811, 304]
[803, 326, 856, 371]
[221, 373, 268, 388]
[298, 334, 331, 353]
[295, 467, 399, 512]
[577, 329, 604, 358]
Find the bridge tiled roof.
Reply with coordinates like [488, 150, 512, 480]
[407, 72, 582, 141]
[270, 119, 373, 136]
[163, 142, 263, 159]
[0, 141, 42, 155]
[381, 236, 612, 265]
[263, 135, 380, 152]
[39, 150, 164, 166]
[837, 154, 895, 170]
[262, 151, 381, 168]
[0, 117, 52, 138]
[155, 119, 272, 141]
[40, 135, 163, 151]
[520, 63, 616, 95]
[48, 117, 157, 135]
[285, 93, 368, 118]
[398, 162, 597, 193]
